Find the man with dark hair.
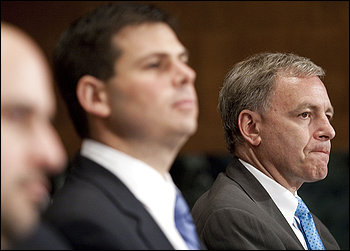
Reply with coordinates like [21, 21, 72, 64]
[45, 3, 203, 250]
[191, 52, 340, 249]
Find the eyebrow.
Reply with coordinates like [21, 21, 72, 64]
[2, 102, 55, 121]
[291, 102, 334, 116]
[1, 103, 34, 119]
[2, 102, 35, 113]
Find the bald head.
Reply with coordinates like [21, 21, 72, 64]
[1, 22, 66, 249]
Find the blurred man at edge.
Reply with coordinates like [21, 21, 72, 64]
[1, 22, 68, 249]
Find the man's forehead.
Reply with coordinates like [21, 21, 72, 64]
[271, 75, 332, 105]
[112, 22, 184, 56]
[274, 75, 327, 92]
[2, 64, 55, 117]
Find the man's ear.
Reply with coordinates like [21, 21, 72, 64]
[76, 75, 110, 118]
[238, 109, 262, 146]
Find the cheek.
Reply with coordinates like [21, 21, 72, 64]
[260, 126, 310, 169]
[135, 81, 167, 103]
[1, 144, 26, 217]
[261, 120, 287, 149]
[111, 79, 163, 108]
[265, 120, 310, 151]
[1, 126, 32, 185]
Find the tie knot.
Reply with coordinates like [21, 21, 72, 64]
[295, 197, 311, 220]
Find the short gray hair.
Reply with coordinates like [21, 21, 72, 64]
[218, 52, 325, 154]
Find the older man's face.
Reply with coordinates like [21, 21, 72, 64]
[257, 75, 335, 189]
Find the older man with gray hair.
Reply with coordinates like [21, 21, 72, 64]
[192, 52, 340, 250]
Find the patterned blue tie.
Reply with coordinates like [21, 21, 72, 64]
[174, 190, 200, 250]
[295, 197, 325, 250]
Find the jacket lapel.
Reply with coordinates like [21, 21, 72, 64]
[225, 157, 303, 248]
[71, 154, 174, 250]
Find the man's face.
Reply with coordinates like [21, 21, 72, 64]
[258, 75, 335, 188]
[1, 28, 66, 240]
[104, 23, 198, 145]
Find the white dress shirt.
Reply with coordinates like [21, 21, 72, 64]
[239, 159, 308, 250]
[80, 139, 189, 250]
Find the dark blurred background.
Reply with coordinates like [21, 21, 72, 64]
[2, 1, 348, 249]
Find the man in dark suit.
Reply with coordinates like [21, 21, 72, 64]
[1, 22, 70, 250]
[44, 3, 203, 250]
[191, 52, 340, 250]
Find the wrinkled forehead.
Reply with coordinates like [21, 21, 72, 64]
[274, 75, 328, 94]
[271, 75, 333, 111]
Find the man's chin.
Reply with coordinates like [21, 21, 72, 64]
[187, 124, 198, 137]
[305, 165, 328, 182]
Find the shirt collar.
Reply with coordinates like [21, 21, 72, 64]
[80, 139, 177, 215]
[238, 158, 299, 225]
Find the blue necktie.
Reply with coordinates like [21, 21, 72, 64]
[295, 197, 325, 250]
[174, 190, 200, 250]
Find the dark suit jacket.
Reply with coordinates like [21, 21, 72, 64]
[44, 154, 175, 250]
[191, 157, 340, 250]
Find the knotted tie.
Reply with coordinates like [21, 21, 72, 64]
[174, 190, 200, 250]
[295, 197, 325, 250]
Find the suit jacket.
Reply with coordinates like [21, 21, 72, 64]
[13, 221, 72, 250]
[44, 154, 175, 250]
[191, 157, 340, 250]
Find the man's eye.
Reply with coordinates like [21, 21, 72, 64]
[6, 108, 30, 122]
[326, 114, 333, 121]
[146, 62, 161, 69]
[299, 112, 310, 119]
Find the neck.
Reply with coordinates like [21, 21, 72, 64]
[91, 131, 188, 179]
[235, 143, 299, 194]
